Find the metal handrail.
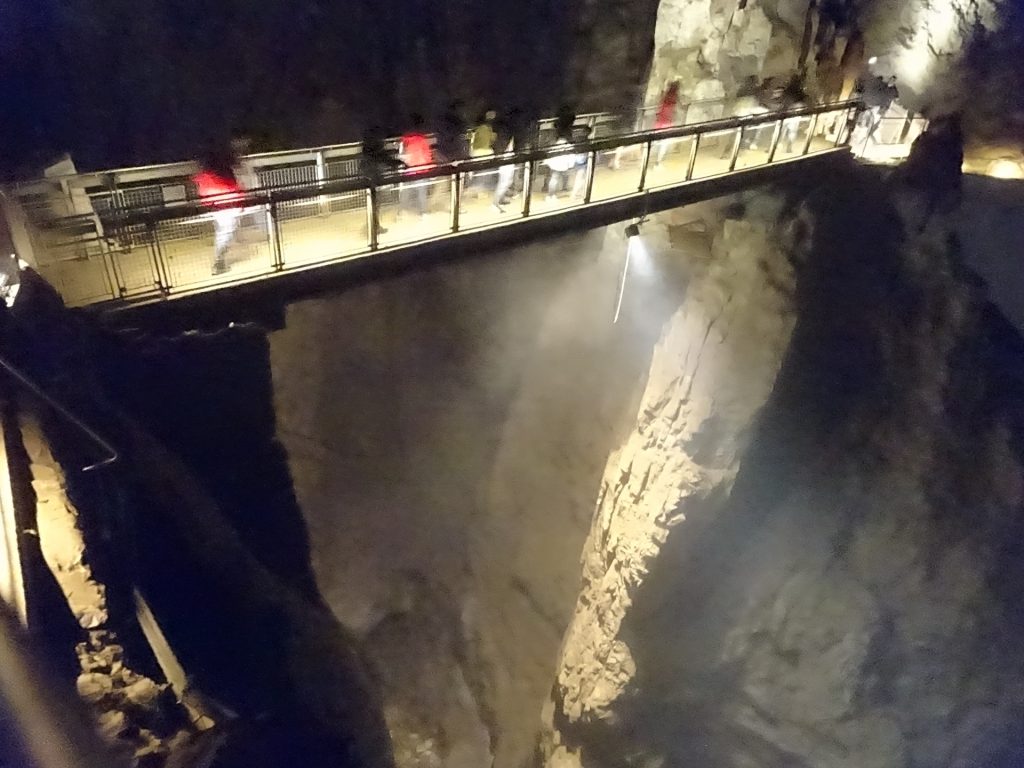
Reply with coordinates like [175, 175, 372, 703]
[25, 100, 858, 307]
[0, 357, 118, 472]
[8, 95, 815, 200]
[69, 101, 860, 230]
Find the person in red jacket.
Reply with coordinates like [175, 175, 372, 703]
[193, 151, 245, 275]
[653, 80, 681, 166]
[654, 80, 680, 130]
[399, 113, 434, 218]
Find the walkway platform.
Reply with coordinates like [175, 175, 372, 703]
[15, 103, 861, 312]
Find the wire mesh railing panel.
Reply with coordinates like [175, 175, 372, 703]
[154, 208, 275, 289]
[376, 177, 454, 247]
[276, 192, 370, 267]
[256, 163, 318, 189]
[32, 237, 116, 307]
[326, 159, 361, 181]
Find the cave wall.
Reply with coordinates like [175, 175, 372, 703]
[543, 163, 1024, 767]
[1, 0, 663, 176]
[0, 275, 395, 768]
[268, 203, 762, 767]
[645, 0, 819, 106]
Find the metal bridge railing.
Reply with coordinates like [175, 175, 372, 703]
[26, 101, 859, 308]
[8, 97, 745, 227]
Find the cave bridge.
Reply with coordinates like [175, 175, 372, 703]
[4, 100, 919, 313]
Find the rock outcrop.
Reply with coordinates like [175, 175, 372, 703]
[1, 275, 396, 768]
[20, 412, 198, 767]
[645, 0, 820, 105]
[269, 210, 743, 767]
[543, 163, 1024, 767]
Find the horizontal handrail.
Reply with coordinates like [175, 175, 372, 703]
[10, 95, 814, 193]
[24, 100, 860, 309]
[0, 357, 118, 472]
[52, 101, 860, 230]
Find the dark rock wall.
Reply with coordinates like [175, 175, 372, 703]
[0, 276, 395, 768]
[1, 0, 662, 176]
[544, 163, 1024, 767]
[92, 327, 317, 597]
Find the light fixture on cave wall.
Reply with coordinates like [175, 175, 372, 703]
[614, 217, 649, 325]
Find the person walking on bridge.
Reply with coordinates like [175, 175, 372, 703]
[193, 151, 245, 275]
[399, 113, 434, 219]
[360, 126, 406, 236]
[436, 101, 470, 163]
[653, 81, 681, 165]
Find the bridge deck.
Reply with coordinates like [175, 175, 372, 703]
[27, 105, 862, 309]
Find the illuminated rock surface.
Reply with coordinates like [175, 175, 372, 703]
[543, 166, 1024, 767]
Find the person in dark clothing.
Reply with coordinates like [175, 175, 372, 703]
[436, 101, 470, 163]
[554, 105, 577, 143]
[492, 107, 537, 211]
[359, 126, 405, 235]
[894, 113, 964, 229]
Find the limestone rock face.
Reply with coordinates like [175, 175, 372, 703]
[270, 220, 698, 768]
[544, 167, 1024, 767]
[543, 195, 799, 767]
[646, 0, 811, 104]
[861, 0, 998, 104]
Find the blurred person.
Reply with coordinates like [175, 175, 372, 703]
[193, 150, 245, 275]
[653, 81, 681, 165]
[436, 100, 470, 163]
[554, 104, 577, 143]
[399, 113, 434, 218]
[491, 108, 519, 213]
[569, 125, 592, 200]
[543, 138, 582, 202]
[895, 112, 964, 228]
[471, 110, 497, 157]
[359, 126, 406, 235]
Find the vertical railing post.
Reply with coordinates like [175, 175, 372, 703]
[146, 219, 172, 295]
[98, 240, 121, 302]
[766, 118, 784, 163]
[802, 113, 819, 156]
[268, 197, 284, 270]
[450, 170, 461, 233]
[637, 139, 652, 191]
[370, 185, 382, 250]
[583, 150, 597, 204]
[728, 126, 743, 171]
[315, 151, 328, 215]
[522, 161, 533, 217]
[899, 112, 914, 144]
[835, 107, 855, 147]
[685, 134, 700, 180]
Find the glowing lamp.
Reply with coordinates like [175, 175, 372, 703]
[987, 159, 1024, 180]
